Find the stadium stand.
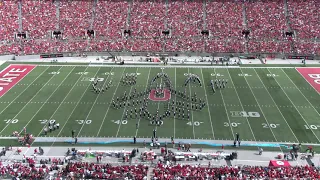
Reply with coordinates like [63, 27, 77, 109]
[0, 0, 19, 41]
[22, 1, 57, 39]
[0, 0, 319, 55]
[152, 164, 320, 179]
[2, 160, 320, 179]
[287, 0, 320, 39]
[130, 0, 166, 38]
[94, 0, 129, 39]
[205, 1, 243, 38]
[245, 0, 287, 40]
[59, 0, 94, 39]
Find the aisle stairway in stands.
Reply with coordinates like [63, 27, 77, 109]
[283, 0, 296, 53]
[242, 2, 248, 54]
[55, 0, 60, 30]
[17, 1, 22, 32]
[85, 0, 98, 52]
[202, 0, 207, 31]
[147, 167, 154, 179]
[126, 0, 132, 30]
[17, 0, 23, 54]
[54, 0, 60, 53]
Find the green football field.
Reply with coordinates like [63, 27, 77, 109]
[0, 63, 319, 145]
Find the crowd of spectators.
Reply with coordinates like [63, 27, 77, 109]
[0, 0, 319, 55]
[130, 0, 166, 38]
[287, 0, 320, 39]
[94, 0, 129, 39]
[245, 0, 287, 40]
[61, 162, 148, 179]
[248, 40, 292, 54]
[206, 1, 243, 38]
[1, 157, 320, 179]
[167, 0, 203, 38]
[59, 0, 94, 39]
[22, 1, 57, 39]
[0, 0, 19, 42]
[152, 164, 320, 179]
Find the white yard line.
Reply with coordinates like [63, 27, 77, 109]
[253, 68, 299, 143]
[115, 68, 139, 137]
[52, 67, 102, 140]
[96, 67, 127, 136]
[77, 67, 115, 137]
[187, 68, 196, 139]
[266, 68, 320, 143]
[213, 68, 235, 139]
[200, 68, 215, 139]
[16, 67, 76, 134]
[282, 69, 320, 117]
[0, 67, 63, 134]
[135, 67, 151, 137]
[0, 67, 49, 115]
[35, 66, 91, 137]
[154, 68, 165, 135]
[239, 68, 279, 144]
[225, 68, 257, 141]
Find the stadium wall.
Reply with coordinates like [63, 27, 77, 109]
[0, 52, 318, 61]
[0, 55, 15, 61]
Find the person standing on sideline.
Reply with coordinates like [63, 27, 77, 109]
[153, 129, 156, 138]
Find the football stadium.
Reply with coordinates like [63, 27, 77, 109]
[0, 0, 320, 179]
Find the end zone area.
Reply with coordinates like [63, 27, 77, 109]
[0, 64, 36, 96]
[0, 64, 319, 146]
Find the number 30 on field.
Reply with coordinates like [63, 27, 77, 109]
[76, 120, 92, 124]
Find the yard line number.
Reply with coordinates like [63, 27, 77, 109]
[4, 119, 19, 124]
[49, 71, 60, 75]
[39, 119, 56, 124]
[111, 120, 127, 125]
[224, 122, 241, 127]
[238, 74, 252, 77]
[262, 123, 279, 129]
[81, 77, 104, 82]
[267, 74, 279, 77]
[76, 120, 92, 124]
[76, 72, 88, 75]
[187, 121, 203, 126]
[103, 72, 114, 75]
[230, 111, 260, 118]
[211, 73, 224, 77]
[304, 124, 320, 130]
